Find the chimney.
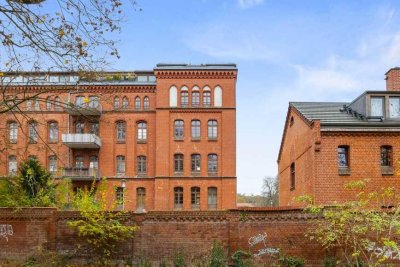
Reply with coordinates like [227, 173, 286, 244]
[386, 67, 400, 91]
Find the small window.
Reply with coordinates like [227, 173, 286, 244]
[34, 98, 40, 111]
[208, 187, 217, 210]
[116, 187, 124, 210]
[290, 163, 295, 191]
[75, 156, 84, 169]
[338, 146, 349, 167]
[54, 97, 61, 111]
[89, 156, 99, 170]
[75, 122, 85, 134]
[136, 187, 146, 210]
[75, 96, 85, 108]
[192, 91, 200, 107]
[28, 121, 38, 143]
[174, 154, 184, 173]
[170, 86, 178, 107]
[116, 121, 126, 142]
[122, 96, 129, 110]
[181, 91, 189, 107]
[8, 156, 17, 176]
[203, 91, 211, 107]
[114, 96, 120, 109]
[290, 116, 294, 126]
[48, 122, 58, 143]
[48, 155, 57, 173]
[26, 99, 32, 111]
[381, 146, 393, 167]
[9, 122, 18, 143]
[389, 97, 400, 118]
[90, 122, 99, 135]
[208, 120, 217, 139]
[137, 122, 147, 142]
[137, 156, 147, 175]
[191, 187, 200, 210]
[174, 120, 184, 140]
[191, 120, 201, 139]
[174, 187, 184, 209]
[143, 97, 150, 110]
[46, 97, 52, 110]
[89, 96, 99, 108]
[116, 155, 126, 175]
[214, 86, 222, 107]
[208, 154, 218, 174]
[135, 97, 141, 110]
[370, 97, 384, 117]
[191, 154, 201, 173]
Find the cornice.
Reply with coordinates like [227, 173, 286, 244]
[321, 131, 400, 137]
[155, 70, 237, 79]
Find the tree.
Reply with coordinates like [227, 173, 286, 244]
[19, 156, 53, 198]
[261, 175, 278, 206]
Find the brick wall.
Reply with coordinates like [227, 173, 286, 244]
[386, 68, 400, 91]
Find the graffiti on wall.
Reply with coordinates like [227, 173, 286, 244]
[367, 242, 400, 260]
[248, 232, 279, 257]
[0, 224, 13, 242]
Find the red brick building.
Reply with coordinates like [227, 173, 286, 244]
[0, 64, 237, 211]
[278, 68, 400, 206]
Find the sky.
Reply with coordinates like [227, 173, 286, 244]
[111, 0, 400, 194]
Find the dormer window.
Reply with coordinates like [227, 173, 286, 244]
[370, 97, 384, 117]
[389, 97, 400, 118]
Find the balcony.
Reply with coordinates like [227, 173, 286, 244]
[62, 134, 102, 149]
[64, 103, 102, 116]
[62, 167, 100, 181]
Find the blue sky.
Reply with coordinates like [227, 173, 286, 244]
[112, 0, 400, 194]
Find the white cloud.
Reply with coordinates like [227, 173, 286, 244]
[237, 0, 264, 9]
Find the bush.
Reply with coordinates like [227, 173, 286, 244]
[279, 255, 304, 267]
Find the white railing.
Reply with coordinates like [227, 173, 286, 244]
[62, 167, 100, 179]
[62, 133, 102, 148]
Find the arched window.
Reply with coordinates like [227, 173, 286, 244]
[75, 95, 85, 108]
[191, 187, 200, 210]
[122, 96, 129, 110]
[191, 120, 201, 139]
[290, 163, 295, 191]
[89, 96, 100, 108]
[28, 121, 38, 143]
[214, 86, 222, 107]
[136, 187, 146, 210]
[181, 87, 189, 107]
[75, 121, 85, 134]
[9, 121, 18, 143]
[8, 156, 17, 176]
[174, 154, 184, 173]
[116, 187, 124, 210]
[191, 154, 201, 173]
[48, 155, 57, 173]
[192, 86, 200, 107]
[54, 97, 61, 111]
[174, 187, 184, 209]
[174, 120, 184, 140]
[116, 155, 126, 175]
[46, 97, 52, 110]
[170, 86, 178, 107]
[143, 96, 150, 110]
[203, 91, 211, 107]
[135, 96, 141, 110]
[26, 99, 32, 111]
[48, 122, 58, 143]
[208, 154, 218, 173]
[208, 120, 218, 139]
[137, 156, 147, 175]
[116, 121, 126, 142]
[34, 98, 41, 111]
[114, 96, 120, 109]
[208, 187, 217, 210]
[137, 122, 147, 142]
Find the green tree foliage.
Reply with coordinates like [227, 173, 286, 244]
[20, 157, 53, 198]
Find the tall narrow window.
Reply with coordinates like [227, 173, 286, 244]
[135, 96, 141, 110]
[26, 99, 32, 111]
[174, 154, 184, 173]
[174, 187, 183, 209]
[116, 121, 126, 142]
[116, 187, 124, 210]
[214, 86, 222, 107]
[338, 146, 349, 168]
[181, 91, 189, 107]
[122, 96, 129, 110]
[290, 163, 295, 191]
[389, 97, 400, 118]
[203, 91, 211, 107]
[46, 97, 52, 110]
[174, 120, 184, 140]
[75, 96, 85, 108]
[137, 156, 147, 175]
[9, 122, 18, 143]
[48, 155, 57, 173]
[191, 187, 200, 210]
[8, 156, 17, 176]
[90, 122, 99, 135]
[89, 155, 99, 170]
[192, 91, 200, 107]
[191, 120, 201, 139]
[89, 96, 99, 108]
[170, 86, 178, 107]
[114, 96, 120, 109]
[137, 122, 147, 142]
[208, 120, 218, 139]
[116, 155, 126, 175]
[136, 187, 146, 210]
[75, 156, 84, 169]
[54, 97, 61, 111]
[208, 154, 218, 174]
[143, 97, 150, 110]
[75, 122, 85, 134]
[28, 121, 38, 143]
[381, 146, 393, 167]
[191, 154, 201, 173]
[34, 98, 40, 111]
[48, 122, 58, 143]
[208, 187, 217, 210]
[370, 97, 384, 117]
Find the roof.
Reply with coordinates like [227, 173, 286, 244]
[154, 63, 237, 70]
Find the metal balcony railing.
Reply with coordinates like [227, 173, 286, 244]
[62, 167, 100, 180]
[62, 133, 102, 149]
[63, 103, 102, 116]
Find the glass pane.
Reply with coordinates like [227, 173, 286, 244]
[370, 97, 384, 117]
[389, 97, 400, 118]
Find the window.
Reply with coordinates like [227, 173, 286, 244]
[116, 155, 126, 174]
[75, 156, 84, 169]
[8, 156, 17, 176]
[116, 121, 126, 142]
[75, 96, 85, 108]
[170, 86, 178, 107]
[48, 155, 57, 173]
[9, 122, 18, 143]
[389, 97, 400, 118]
[181, 91, 189, 107]
[26, 99, 32, 111]
[54, 97, 61, 111]
[75, 122, 85, 134]
[89, 96, 99, 108]
[381, 146, 393, 167]
[370, 97, 384, 117]
[122, 96, 129, 110]
[114, 96, 120, 109]
[143, 97, 149, 110]
[191, 120, 201, 139]
[192, 91, 200, 107]
[46, 97, 52, 110]
[208, 154, 218, 174]
[191, 187, 200, 209]
[136, 187, 146, 210]
[174, 187, 183, 209]
[137, 122, 147, 142]
[90, 122, 99, 135]
[28, 121, 38, 143]
[174, 120, 184, 140]
[137, 156, 147, 175]
[34, 98, 40, 111]
[89, 156, 99, 170]
[208, 120, 218, 139]
[338, 146, 349, 167]
[290, 163, 295, 191]
[174, 154, 184, 173]
[191, 154, 201, 173]
[48, 122, 58, 143]
[290, 116, 294, 126]
[135, 97, 141, 110]
[214, 86, 222, 107]
[116, 187, 124, 210]
[208, 187, 217, 210]
[203, 91, 211, 107]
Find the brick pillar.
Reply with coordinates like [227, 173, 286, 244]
[386, 68, 400, 91]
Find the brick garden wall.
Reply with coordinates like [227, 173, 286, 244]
[0, 208, 325, 266]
